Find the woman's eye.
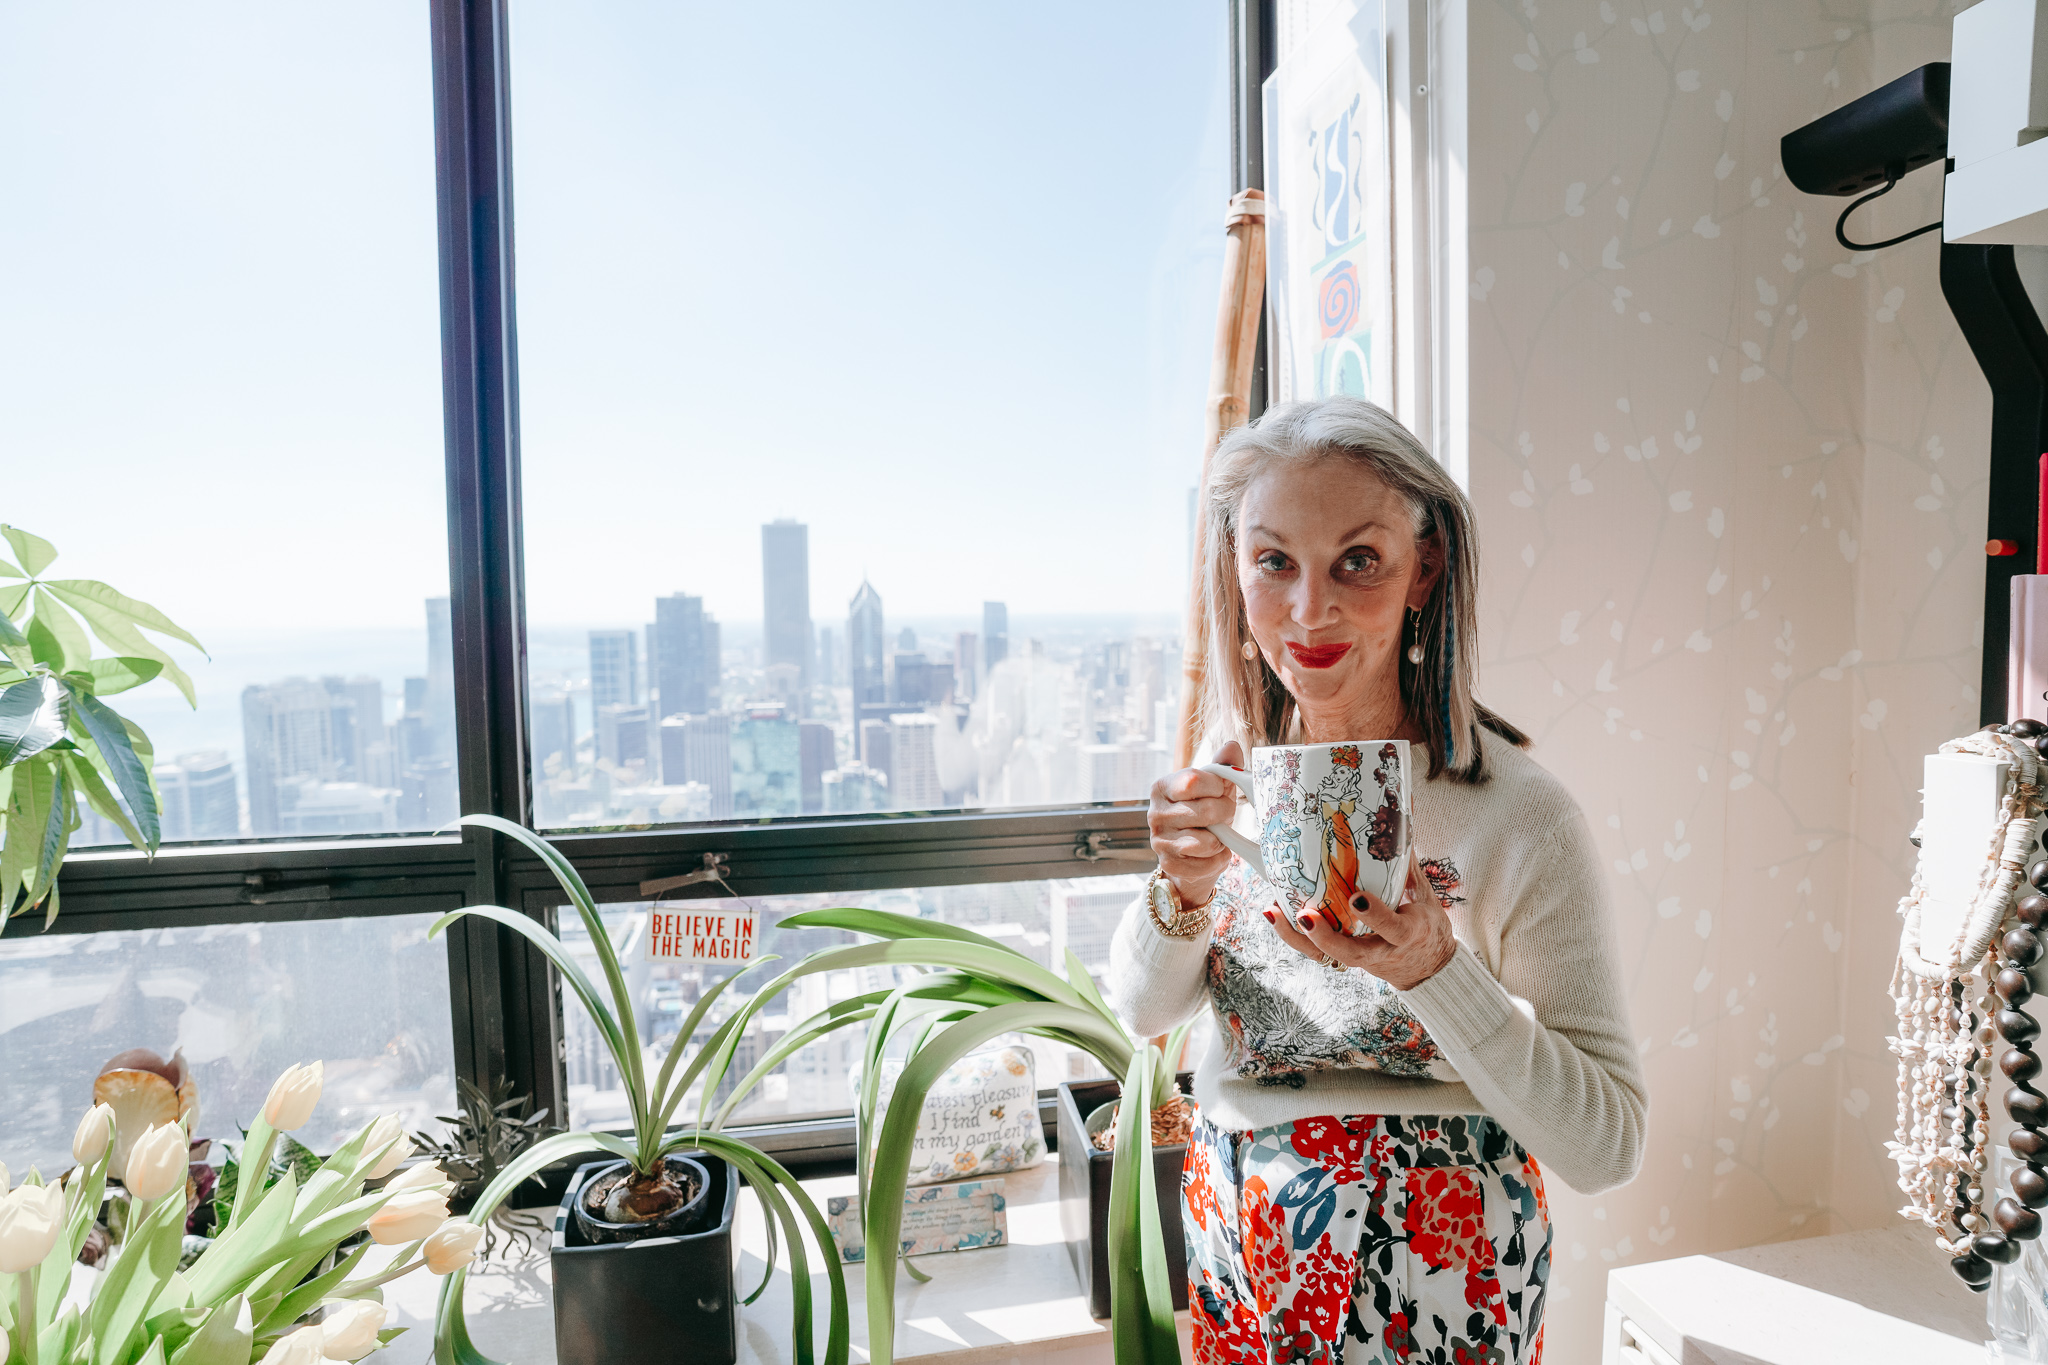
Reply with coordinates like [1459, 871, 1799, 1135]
[1340, 552, 1377, 574]
[1256, 552, 1291, 572]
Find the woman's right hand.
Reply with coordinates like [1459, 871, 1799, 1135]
[1146, 740, 1245, 910]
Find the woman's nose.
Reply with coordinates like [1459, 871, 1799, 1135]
[1290, 576, 1337, 627]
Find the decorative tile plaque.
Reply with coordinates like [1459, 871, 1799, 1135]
[825, 1178, 1008, 1263]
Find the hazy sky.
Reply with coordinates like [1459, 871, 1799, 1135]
[2, 2, 1227, 644]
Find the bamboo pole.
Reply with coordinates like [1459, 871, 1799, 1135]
[1174, 188, 1268, 770]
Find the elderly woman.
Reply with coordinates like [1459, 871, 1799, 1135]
[1110, 397, 1644, 1365]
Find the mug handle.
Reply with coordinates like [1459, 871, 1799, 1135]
[1195, 763, 1267, 881]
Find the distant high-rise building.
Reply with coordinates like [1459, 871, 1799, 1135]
[1134, 639, 1167, 740]
[653, 593, 718, 723]
[762, 520, 813, 690]
[890, 654, 952, 707]
[983, 602, 1008, 672]
[889, 714, 942, 810]
[848, 580, 885, 706]
[424, 597, 456, 759]
[732, 704, 800, 818]
[798, 721, 835, 813]
[816, 625, 837, 688]
[155, 751, 238, 841]
[596, 704, 650, 769]
[896, 626, 918, 652]
[822, 762, 888, 814]
[859, 718, 893, 785]
[242, 678, 341, 836]
[954, 631, 979, 703]
[1081, 738, 1169, 802]
[531, 689, 577, 771]
[661, 712, 733, 819]
[589, 629, 639, 711]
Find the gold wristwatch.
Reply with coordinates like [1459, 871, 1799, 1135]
[1146, 867, 1213, 939]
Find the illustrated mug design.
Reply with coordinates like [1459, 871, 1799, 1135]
[1198, 740, 1410, 936]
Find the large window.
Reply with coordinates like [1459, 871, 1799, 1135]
[4, 0, 1258, 1165]
[511, 2, 1229, 831]
[0, 1, 455, 846]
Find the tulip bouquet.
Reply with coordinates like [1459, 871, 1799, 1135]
[0, 1061, 483, 1365]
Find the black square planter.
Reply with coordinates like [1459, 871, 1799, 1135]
[550, 1153, 742, 1365]
[1055, 1073, 1194, 1321]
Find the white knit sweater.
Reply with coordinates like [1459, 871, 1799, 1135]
[1108, 728, 1647, 1195]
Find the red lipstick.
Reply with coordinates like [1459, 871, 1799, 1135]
[1285, 641, 1352, 670]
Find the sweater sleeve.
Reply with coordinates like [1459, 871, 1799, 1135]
[1107, 888, 1214, 1037]
[1399, 812, 1647, 1195]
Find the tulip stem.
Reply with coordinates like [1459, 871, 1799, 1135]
[227, 1120, 278, 1235]
[336, 1246, 425, 1296]
[16, 1265, 38, 1365]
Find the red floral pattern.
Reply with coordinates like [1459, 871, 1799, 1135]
[1185, 1112, 1548, 1365]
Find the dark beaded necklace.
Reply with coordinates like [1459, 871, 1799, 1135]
[1950, 717, 2048, 1287]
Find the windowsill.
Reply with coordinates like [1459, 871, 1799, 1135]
[371, 1159, 1191, 1364]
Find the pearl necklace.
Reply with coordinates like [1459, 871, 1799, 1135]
[1890, 725, 2047, 1286]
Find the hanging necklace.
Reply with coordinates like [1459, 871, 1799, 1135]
[1891, 723, 2048, 1286]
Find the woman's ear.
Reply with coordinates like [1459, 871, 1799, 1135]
[1407, 530, 1445, 610]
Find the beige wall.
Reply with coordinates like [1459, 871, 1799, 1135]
[1464, 0, 1989, 1355]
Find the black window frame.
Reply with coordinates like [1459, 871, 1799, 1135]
[39, 0, 1276, 1171]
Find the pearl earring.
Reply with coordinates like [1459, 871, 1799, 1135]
[1405, 609, 1425, 666]
[1242, 640, 1258, 661]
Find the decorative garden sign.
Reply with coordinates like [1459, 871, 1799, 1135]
[646, 907, 758, 963]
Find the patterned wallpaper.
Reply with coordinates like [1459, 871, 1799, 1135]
[1463, 0, 1990, 1354]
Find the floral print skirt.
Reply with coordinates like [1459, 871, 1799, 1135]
[1183, 1111, 1551, 1365]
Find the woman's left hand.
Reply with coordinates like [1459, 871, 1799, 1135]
[1264, 850, 1458, 990]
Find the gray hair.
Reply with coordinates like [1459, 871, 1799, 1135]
[1195, 396, 1525, 782]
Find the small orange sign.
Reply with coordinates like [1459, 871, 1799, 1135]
[647, 908, 757, 963]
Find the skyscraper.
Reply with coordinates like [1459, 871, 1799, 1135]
[888, 714, 942, 810]
[983, 601, 1009, 672]
[798, 721, 835, 814]
[589, 629, 640, 711]
[762, 520, 813, 690]
[954, 631, 979, 703]
[652, 593, 718, 720]
[661, 712, 733, 819]
[242, 678, 341, 835]
[848, 580, 885, 706]
[732, 703, 800, 818]
[155, 751, 239, 841]
[816, 625, 837, 688]
[425, 597, 456, 760]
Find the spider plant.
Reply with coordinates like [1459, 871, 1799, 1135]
[426, 815, 849, 1365]
[691, 906, 1186, 1365]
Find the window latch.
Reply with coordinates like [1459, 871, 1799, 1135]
[639, 853, 731, 899]
[1073, 832, 1153, 863]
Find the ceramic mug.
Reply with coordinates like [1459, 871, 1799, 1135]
[1197, 740, 1411, 936]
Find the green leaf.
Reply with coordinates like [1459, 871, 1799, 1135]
[647, 956, 772, 1139]
[180, 1168, 300, 1307]
[255, 1240, 368, 1336]
[31, 589, 92, 673]
[87, 1184, 186, 1365]
[862, 1000, 1129, 1365]
[65, 685, 159, 850]
[0, 526, 57, 577]
[167, 1295, 253, 1365]
[0, 556, 23, 578]
[0, 675, 68, 766]
[40, 579, 202, 653]
[65, 753, 146, 852]
[0, 605, 31, 671]
[689, 1137, 849, 1365]
[41, 584, 198, 707]
[82, 657, 163, 697]
[1107, 1044, 1178, 1365]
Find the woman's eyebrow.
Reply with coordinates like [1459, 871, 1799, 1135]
[1246, 521, 1391, 544]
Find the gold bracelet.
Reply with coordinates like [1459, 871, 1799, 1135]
[1145, 867, 1213, 940]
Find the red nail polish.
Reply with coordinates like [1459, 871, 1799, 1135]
[1262, 909, 1276, 922]
[1301, 914, 1318, 932]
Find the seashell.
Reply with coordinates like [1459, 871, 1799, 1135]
[94, 1048, 199, 1174]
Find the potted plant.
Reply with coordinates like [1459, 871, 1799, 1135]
[704, 906, 1187, 1365]
[1, 1059, 480, 1364]
[1055, 1049, 1196, 1321]
[427, 816, 848, 1365]
[0, 523, 203, 929]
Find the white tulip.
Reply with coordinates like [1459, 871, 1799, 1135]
[317, 1300, 386, 1361]
[263, 1325, 328, 1365]
[365, 1189, 450, 1245]
[0, 1160, 10, 1191]
[360, 1115, 411, 1181]
[423, 1218, 485, 1275]
[124, 1122, 190, 1203]
[73, 1102, 116, 1166]
[0, 1182, 66, 1274]
[382, 1161, 452, 1195]
[262, 1062, 324, 1132]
